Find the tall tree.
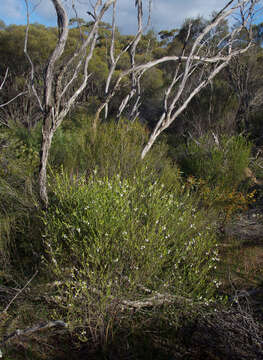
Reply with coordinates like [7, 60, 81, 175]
[24, 0, 116, 207]
[140, 0, 257, 158]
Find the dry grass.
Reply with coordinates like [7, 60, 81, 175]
[220, 236, 263, 290]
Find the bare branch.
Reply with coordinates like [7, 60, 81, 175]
[0, 68, 9, 91]
[94, 0, 151, 126]
[0, 91, 28, 109]
[43, 280, 193, 311]
[0, 68, 27, 110]
[44, 0, 69, 108]
[120, 292, 189, 309]
[23, 0, 43, 111]
[2, 271, 38, 314]
[140, 0, 256, 159]
[1, 320, 67, 346]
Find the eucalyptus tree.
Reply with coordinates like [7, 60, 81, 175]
[24, 0, 118, 207]
[93, 0, 259, 159]
[24, 0, 259, 207]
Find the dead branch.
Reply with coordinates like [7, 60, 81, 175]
[1, 320, 67, 346]
[42, 279, 193, 311]
[94, 0, 257, 146]
[0, 68, 9, 91]
[141, 0, 257, 159]
[93, 0, 149, 128]
[2, 271, 38, 314]
[0, 68, 27, 110]
[0, 92, 28, 109]
[24, 0, 43, 111]
[120, 292, 190, 309]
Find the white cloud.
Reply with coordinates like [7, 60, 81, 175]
[0, 0, 242, 33]
[150, 0, 228, 32]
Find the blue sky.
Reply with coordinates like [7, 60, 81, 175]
[0, 0, 261, 34]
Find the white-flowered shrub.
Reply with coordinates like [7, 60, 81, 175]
[43, 168, 220, 335]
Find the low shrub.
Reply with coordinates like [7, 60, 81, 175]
[177, 134, 252, 191]
[184, 176, 256, 221]
[43, 168, 221, 342]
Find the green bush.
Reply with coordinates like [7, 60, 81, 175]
[49, 114, 176, 181]
[43, 168, 221, 340]
[177, 134, 252, 191]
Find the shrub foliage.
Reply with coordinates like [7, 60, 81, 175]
[43, 168, 221, 337]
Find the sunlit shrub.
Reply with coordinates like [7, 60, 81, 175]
[185, 176, 256, 220]
[43, 168, 221, 339]
[177, 134, 252, 191]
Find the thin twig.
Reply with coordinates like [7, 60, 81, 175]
[3, 270, 38, 314]
[0, 68, 9, 91]
[24, 0, 43, 111]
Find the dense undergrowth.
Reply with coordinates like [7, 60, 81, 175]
[0, 115, 262, 359]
